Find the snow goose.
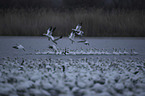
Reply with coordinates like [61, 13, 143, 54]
[131, 49, 138, 55]
[69, 31, 75, 44]
[123, 48, 129, 55]
[13, 44, 25, 51]
[112, 48, 119, 55]
[118, 48, 123, 55]
[62, 48, 69, 55]
[43, 26, 53, 37]
[48, 45, 58, 53]
[72, 22, 82, 32]
[77, 38, 89, 45]
[43, 26, 62, 44]
[72, 23, 84, 37]
[69, 23, 89, 45]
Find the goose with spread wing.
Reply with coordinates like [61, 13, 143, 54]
[69, 31, 75, 44]
[77, 38, 89, 45]
[72, 22, 84, 37]
[13, 44, 25, 51]
[69, 23, 83, 43]
[43, 26, 62, 44]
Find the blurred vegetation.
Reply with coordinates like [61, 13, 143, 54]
[0, 0, 145, 10]
[0, 0, 145, 36]
[0, 8, 145, 36]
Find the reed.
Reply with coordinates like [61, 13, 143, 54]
[0, 8, 145, 36]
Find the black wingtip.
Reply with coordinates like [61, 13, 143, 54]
[49, 46, 53, 49]
[60, 36, 63, 39]
[78, 22, 82, 26]
[54, 41, 57, 45]
[13, 46, 18, 49]
[49, 26, 52, 30]
[52, 27, 56, 32]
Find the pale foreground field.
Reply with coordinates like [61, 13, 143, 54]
[0, 57, 145, 96]
[0, 37, 145, 96]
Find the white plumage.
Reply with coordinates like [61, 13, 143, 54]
[69, 32, 75, 44]
[13, 44, 25, 51]
[72, 23, 84, 37]
[69, 23, 88, 45]
[43, 26, 62, 44]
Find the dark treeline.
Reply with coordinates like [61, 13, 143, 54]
[0, 9, 145, 37]
[0, 0, 145, 10]
[0, 0, 145, 37]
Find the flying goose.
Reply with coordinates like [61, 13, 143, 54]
[77, 38, 89, 45]
[72, 22, 82, 32]
[43, 26, 62, 44]
[43, 26, 53, 37]
[13, 44, 25, 51]
[69, 31, 76, 44]
[69, 23, 84, 43]
[72, 22, 84, 37]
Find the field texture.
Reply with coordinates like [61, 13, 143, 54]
[0, 37, 145, 96]
[0, 57, 145, 96]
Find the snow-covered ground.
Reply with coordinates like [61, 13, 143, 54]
[0, 57, 145, 96]
[0, 37, 145, 96]
[35, 48, 138, 55]
[0, 37, 145, 60]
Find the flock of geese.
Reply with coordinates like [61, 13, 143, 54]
[1, 57, 145, 96]
[13, 23, 89, 51]
[43, 22, 89, 45]
[12, 23, 139, 55]
[36, 48, 138, 55]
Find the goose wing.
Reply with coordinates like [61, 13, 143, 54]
[48, 27, 56, 36]
[76, 22, 82, 30]
[46, 26, 52, 34]
[69, 32, 75, 40]
[51, 27, 56, 32]
[13, 46, 18, 49]
[54, 36, 63, 42]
